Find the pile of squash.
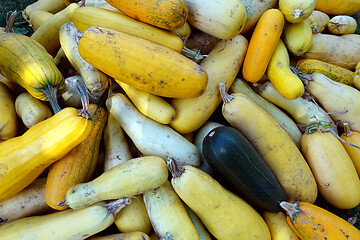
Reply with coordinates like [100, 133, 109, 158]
[0, 0, 360, 239]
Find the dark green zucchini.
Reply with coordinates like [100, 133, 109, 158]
[202, 126, 286, 212]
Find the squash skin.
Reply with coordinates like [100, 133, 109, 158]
[301, 130, 360, 209]
[220, 90, 318, 203]
[0, 82, 18, 141]
[202, 126, 287, 212]
[0, 107, 93, 202]
[296, 58, 355, 86]
[169, 34, 248, 134]
[266, 39, 304, 100]
[315, 0, 360, 15]
[341, 123, 360, 177]
[279, 0, 316, 23]
[0, 33, 64, 109]
[105, 0, 188, 30]
[168, 160, 271, 240]
[281, 201, 360, 240]
[71, 6, 184, 52]
[63, 156, 169, 210]
[45, 104, 107, 210]
[78, 26, 208, 99]
[262, 211, 300, 240]
[242, 9, 285, 83]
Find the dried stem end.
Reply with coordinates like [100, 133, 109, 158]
[167, 157, 185, 178]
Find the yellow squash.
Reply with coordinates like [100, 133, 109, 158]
[0, 33, 64, 112]
[301, 125, 360, 209]
[282, 20, 313, 56]
[170, 34, 248, 134]
[262, 211, 300, 240]
[281, 201, 360, 239]
[279, 0, 316, 23]
[219, 83, 318, 203]
[266, 39, 304, 100]
[71, 6, 184, 52]
[78, 26, 208, 98]
[167, 158, 271, 240]
[0, 107, 93, 202]
[341, 123, 360, 177]
[0, 82, 18, 141]
[315, 0, 360, 15]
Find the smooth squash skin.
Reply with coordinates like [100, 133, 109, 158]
[0, 199, 130, 240]
[62, 156, 169, 210]
[220, 88, 318, 203]
[279, 0, 316, 23]
[262, 211, 300, 240]
[341, 123, 360, 177]
[328, 15, 358, 35]
[15, 92, 52, 129]
[0, 33, 64, 112]
[315, 0, 360, 15]
[87, 232, 151, 240]
[202, 126, 287, 213]
[296, 58, 355, 86]
[0, 82, 18, 141]
[30, 3, 80, 56]
[105, 0, 188, 30]
[266, 39, 304, 100]
[301, 130, 360, 209]
[27, 10, 54, 30]
[307, 10, 329, 34]
[71, 6, 184, 52]
[230, 78, 302, 147]
[282, 20, 313, 56]
[0, 107, 93, 202]
[169, 34, 248, 134]
[45, 104, 108, 210]
[168, 159, 271, 240]
[78, 26, 208, 99]
[185, 0, 247, 39]
[306, 73, 360, 132]
[281, 201, 360, 240]
[143, 181, 199, 240]
[242, 9, 285, 83]
[355, 61, 360, 90]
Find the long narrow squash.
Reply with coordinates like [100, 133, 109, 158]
[262, 211, 300, 240]
[301, 124, 360, 209]
[341, 123, 360, 177]
[280, 201, 360, 239]
[114, 194, 152, 234]
[296, 58, 355, 86]
[71, 7, 184, 52]
[143, 181, 199, 239]
[0, 82, 18, 141]
[61, 156, 168, 210]
[106, 93, 201, 166]
[266, 39, 304, 100]
[167, 158, 271, 240]
[305, 72, 360, 132]
[0, 33, 64, 112]
[0, 178, 51, 226]
[315, 0, 360, 15]
[0, 198, 131, 240]
[242, 9, 285, 83]
[202, 126, 287, 212]
[258, 81, 336, 130]
[23, 0, 66, 19]
[45, 104, 107, 210]
[229, 78, 302, 147]
[105, 0, 188, 30]
[30, 3, 80, 56]
[185, 0, 247, 39]
[15, 92, 52, 129]
[78, 26, 208, 99]
[0, 107, 93, 202]
[87, 232, 150, 240]
[119, 82, 175, 125]
[59, 22, 109, 92]
[27, 10, 54, 30]
[219, 83, 318, 203]
[169, 34, 248, 134]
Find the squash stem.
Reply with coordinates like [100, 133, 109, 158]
[181, 46, 208, 63]
[39, 84, 62, 114]
[219, 82, 233, 104]
[103, 197, 131, 216]
[280, 201, 302, 220]
[167, 157, 185, 178]
[4, 10, 18, 33]
[343, 123, 353, 137]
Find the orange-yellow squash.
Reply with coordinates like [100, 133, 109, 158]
[78, 26, 208, 98]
